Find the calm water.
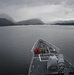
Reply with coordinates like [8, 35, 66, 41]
[0, 25, 74, 75]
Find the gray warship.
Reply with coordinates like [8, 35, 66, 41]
[28, 39, 74, 75]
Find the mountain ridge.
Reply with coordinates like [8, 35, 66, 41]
[0, 18, 15, 26]
[50, 20, 74, 25]
[16, 18, 44, 25]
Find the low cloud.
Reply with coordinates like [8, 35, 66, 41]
[0, 0, 74, 22]
[0, 0, 62, 8]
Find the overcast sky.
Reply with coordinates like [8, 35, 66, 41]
[0, 0, 74, 22]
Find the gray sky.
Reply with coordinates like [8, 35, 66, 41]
[0, 0, 74, 22]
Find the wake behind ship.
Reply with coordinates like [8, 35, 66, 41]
[28, 39, 74, 75]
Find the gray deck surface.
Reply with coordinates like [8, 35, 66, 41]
[28, 39, 74, 75]
[29, 55, 58, 75]
[29, 55, 74, 75]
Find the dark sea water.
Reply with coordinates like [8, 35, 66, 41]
[0, 25, 74, 75]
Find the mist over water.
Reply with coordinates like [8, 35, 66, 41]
[0, 25, 74, 75]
